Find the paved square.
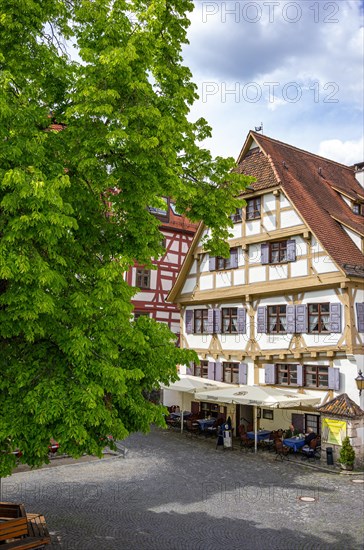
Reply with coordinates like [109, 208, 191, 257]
[2, 428, 364, 549]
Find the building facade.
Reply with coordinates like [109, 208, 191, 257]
[125, 198, 198, 339]
[167, 131, 364, 449]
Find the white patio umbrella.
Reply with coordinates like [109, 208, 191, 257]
[194, 385, 321, 452]
[161, 375, 237, 432]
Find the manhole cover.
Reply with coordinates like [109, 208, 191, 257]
[351, 479, 364, 484]
[298, 496, 316, 502]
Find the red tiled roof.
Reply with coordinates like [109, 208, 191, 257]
[238, 132, 364, 275]
[317, 393, 364, 418]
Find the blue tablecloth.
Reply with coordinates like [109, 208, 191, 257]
[170, 411, 191, 419]
[247, 430, 272, 441]
[283, 437, 306, 452]
[197, 418, 216, 431]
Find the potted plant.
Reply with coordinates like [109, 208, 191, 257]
[338, 436, 355, 470]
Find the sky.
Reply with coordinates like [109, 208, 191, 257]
[182, 0, 364, 165]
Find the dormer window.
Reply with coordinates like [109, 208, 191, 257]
[352, 203, 362, 215]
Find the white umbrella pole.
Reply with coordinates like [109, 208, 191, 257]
[254, 405, 258, 453]
[180, 392, 184, 433]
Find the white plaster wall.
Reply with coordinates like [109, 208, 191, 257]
[234, 269, 245, 286]
[258, 333, 293, 350]
[134, 291, 154, 302]
[355, 170, 364, 187]
[170, 322, 180, 333]
[263, 213, 277, 231]
[190, 260, 197, 275]
[165, 252, 179, 265]
[249, 265, 266, 283]
[230, 224, 242, 239]
[185, 334, 210, 349]
[171, 312, 180, 320]
[311, 236, 324, 253]
[200, 274, 214, 290]
[182, 242, 189, 254]
[259, 296, 289, 306]
[246, 220, 260, 236]
[249, 139, 258, 150]
[181, 277, 196, 294]
[295, 237, 308, 258]
[238, 248, 245, 266]
[162, 279, 172, 291]
[216, 271, 232, 288]
[280, 194, 290, 208]
[200, 255, 209, 273]
[314, 257, 339, 273]
[170, 241, 179, 252]
[290, 259, 308, 278]
[131, 268, 136, 286]
[248, 244, 261, 264]
[341, 195, 351, 206]
[280, 209, 303, 227]
[269, 264, 288, 281]
[218, 333, 250, 352]
[302, 288, 341, 303]
[158, 311, 170, 319]
[263, 193, 275, 211]
[343, 226, 362, 250]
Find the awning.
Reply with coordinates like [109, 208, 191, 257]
[194, 384, 321, 409]
[161, 374, 237, 394]
[161, 375, 238, 432]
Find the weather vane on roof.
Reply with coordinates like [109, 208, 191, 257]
[254, 123, 263, 134]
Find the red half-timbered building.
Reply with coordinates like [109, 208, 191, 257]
[125, 199, 197, 340]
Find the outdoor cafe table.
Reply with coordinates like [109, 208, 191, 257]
[197, 418, 216, 431]
[283, 437, 306, 453]
[247, 430, 272, 441]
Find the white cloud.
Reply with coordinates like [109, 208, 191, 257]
[318, 137, 364, 166]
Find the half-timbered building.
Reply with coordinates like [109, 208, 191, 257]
[166, 131, 364, 449]
[125, 198, 197, 339]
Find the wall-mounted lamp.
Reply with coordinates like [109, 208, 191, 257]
[355, 370, 364, 396]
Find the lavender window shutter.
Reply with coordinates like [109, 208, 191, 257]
[230, 248, 238, 269]
[328, 367, 340, 391]
[185, 310, 194, 334]
[296, 365, 303, 386]
[207, 309, 214, 334]
[215, 362, 223, 382]
[257, 306, 267, 333]
[286, 305, 296, 333]
[213, 309, 221, 334]
[186, 362, 193, 375]
[264, 364, 276, 384]
[208, 362, 215, 380]
[238, 363, 248, 385]
[237, 308, 246, 334]
[356, 303, 364, 332]
[287, 239, 296, 262]
[295, 305, 307, 333]
[209, 256, 216, 271]
[329, 303, 342, 333]
[261, 243, 269, 265]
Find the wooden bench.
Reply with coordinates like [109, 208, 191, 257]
[0, 502, 51, 549]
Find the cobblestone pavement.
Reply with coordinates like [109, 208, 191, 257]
[1, 427, 364, 550]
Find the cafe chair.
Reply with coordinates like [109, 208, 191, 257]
[301, 437, 319, 460]
[274, 439, 290, 460]
[185, 419, 200, 438]
[239, 433, 255, 452]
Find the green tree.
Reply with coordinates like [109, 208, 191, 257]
[0, 0, 252, 477]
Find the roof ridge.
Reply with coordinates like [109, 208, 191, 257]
[251, 131, 355, 170]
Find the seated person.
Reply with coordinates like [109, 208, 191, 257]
[304, 427, 317, 445]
